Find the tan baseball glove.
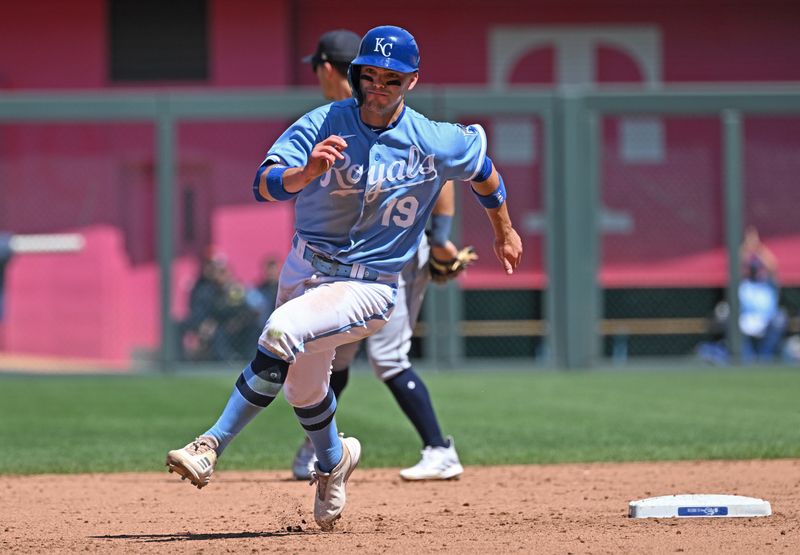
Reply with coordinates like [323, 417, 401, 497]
[429, 246, 478, 283]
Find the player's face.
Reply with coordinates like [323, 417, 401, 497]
[359, 66, 418, 122]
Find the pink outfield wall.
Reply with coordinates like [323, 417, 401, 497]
[2, 1, 800, 361]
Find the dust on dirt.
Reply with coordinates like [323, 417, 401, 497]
[2, 459, 798, 553]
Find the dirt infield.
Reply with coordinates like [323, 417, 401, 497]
[2, 459, 798, 553]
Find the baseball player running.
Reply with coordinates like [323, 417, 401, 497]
[166, 25, 523, 532]
[290, 29, 474, 482]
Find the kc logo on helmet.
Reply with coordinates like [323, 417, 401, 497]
[374, 38, 393, 57]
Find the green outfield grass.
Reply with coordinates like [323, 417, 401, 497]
[1, 367, 799, 475]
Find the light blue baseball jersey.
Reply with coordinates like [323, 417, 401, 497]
[261, 98, 487, 276]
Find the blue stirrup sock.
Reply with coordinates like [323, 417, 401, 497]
[205, 347, 288, 455]
[294, 388, 342, 473]
[385, 367, 447, 448]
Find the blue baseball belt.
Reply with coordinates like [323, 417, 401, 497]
[298, 242, 379, 282]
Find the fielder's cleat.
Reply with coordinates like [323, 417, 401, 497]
[165, 435, 219, 490]
[399, 435, 464, 481]
[292, 437, 318, 481]
[309, 434, 361, 531]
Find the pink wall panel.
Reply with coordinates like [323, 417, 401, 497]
[212, 203, 294, 286]
[5, 226, 130, 360]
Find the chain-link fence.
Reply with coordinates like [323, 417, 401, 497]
[2, 89, 799, 371]
[0, 94, 320, 372]
[0, 121, 159, 369]
[599, 114, 800, 363]
[450, 114, 546, 361]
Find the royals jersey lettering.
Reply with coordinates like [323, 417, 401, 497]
[263, 98, 487, 275]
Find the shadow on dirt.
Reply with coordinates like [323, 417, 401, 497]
[90, 528, 310, 543]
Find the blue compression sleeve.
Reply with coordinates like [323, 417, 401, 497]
[429, 214, 453, 247]
[253, 165, 298, 202]
[471, 173, 507, 209]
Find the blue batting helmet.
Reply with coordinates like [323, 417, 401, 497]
[348, 25, 420, 105]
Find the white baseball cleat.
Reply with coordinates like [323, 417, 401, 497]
[399, 436, 464, 481]
[166, 435, 219, 489]
[292, 437, 318, 481]
[310, 434, 361, 531]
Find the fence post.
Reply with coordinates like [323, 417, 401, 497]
[156, 96, 177, 371]
[542, 104, 559, 367]
[723, 110, 744, 363]
[421, 88, 464, 370]
[553, 91, 600, 369]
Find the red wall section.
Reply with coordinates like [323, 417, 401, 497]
[4, 2, 800, 90]
[293, 2, 800, 86]
[2, 1, 800, 361]
[0, 0, 107, 89]
[209, 0, 291, 86]
[0, 0, 292, 89]
[662, 7, 800, 82]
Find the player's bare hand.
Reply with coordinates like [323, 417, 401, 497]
[493, 227, 523, 275]
[305, 135, 348, 179]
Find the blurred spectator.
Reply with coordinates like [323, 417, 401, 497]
[737, 226, 786, 362]
[697, 226, 788, 364]
[180, 251, 262, 362]
[211, 278, 263, 361]
[783, 335, 800, 364]
[179, 252, 227, 361]
[254, 257, 280, 324]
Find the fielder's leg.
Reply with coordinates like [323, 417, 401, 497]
[367, 244, 463, 480]
[371, 274, 447, 448]
[386, 368, 463, 481]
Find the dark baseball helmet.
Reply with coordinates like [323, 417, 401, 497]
[348, 25, 420, 105]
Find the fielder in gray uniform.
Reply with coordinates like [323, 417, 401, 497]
[290, 29, 473, 482]
[166, 25, 523, 532]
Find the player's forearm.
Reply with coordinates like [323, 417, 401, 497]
[429, 181, 456, 253]
[487, 202, 522, 275]
[469, 165, 507, 210]
[469, 167, 510, 236]
[469, 165, 522, 274]
[281, 167, 318, 193]
[253, 137, 346, 202]
[253, 165, 316, 202]
[484, 202, 515, 240]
